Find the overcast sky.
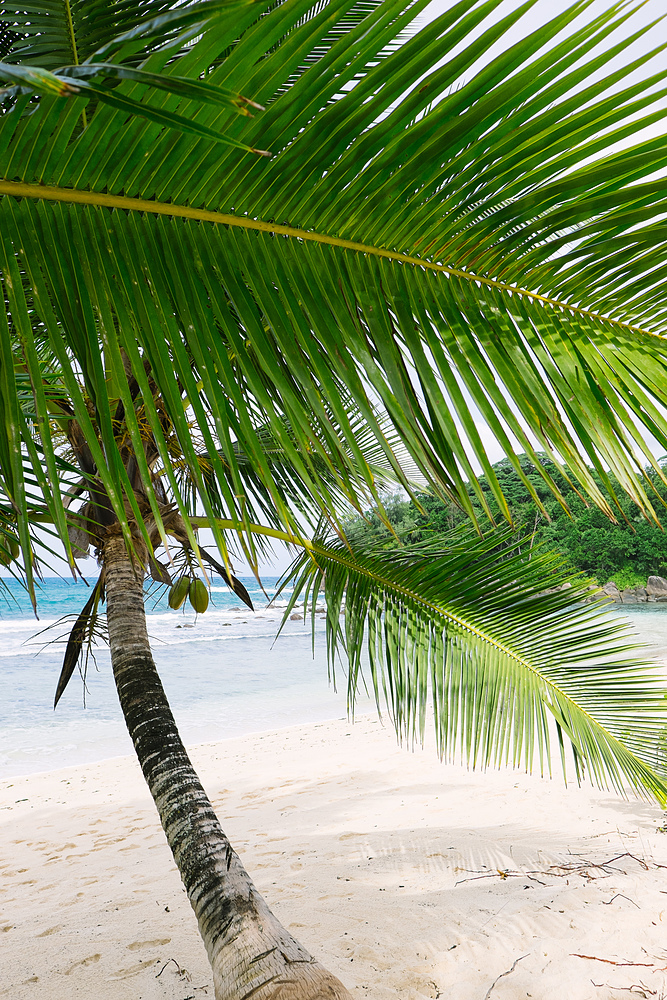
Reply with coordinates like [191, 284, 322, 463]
[44, 0, 667, 578]
[428, 0, 667, 74]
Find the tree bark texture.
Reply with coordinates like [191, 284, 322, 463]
[103, 535, 352, 1000]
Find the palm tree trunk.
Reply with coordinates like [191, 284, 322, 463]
[103, 533, 352, 1000]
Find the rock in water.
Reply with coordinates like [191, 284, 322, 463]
[601, 581, 621, 602]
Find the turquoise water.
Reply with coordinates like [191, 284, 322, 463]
[608, 603, 667, 661]
[0, 575, 366, 777]
[1, 578, 667, 778]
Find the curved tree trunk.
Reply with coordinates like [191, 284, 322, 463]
[103, 534, 352, 1000]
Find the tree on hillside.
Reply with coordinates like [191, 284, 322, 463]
[343, 454, 667, 585]
[4, 1, 667, 997]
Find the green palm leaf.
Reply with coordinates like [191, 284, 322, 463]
[0, 1, 244, 69]
[278, 526, 667, 802]
[0, 1, 272, 154]
[3, 0, 667, 562]
[11, 5, 667, 990]
[2, 1, 667, 586]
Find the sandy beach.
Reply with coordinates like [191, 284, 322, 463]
[1, 713, 666, 999]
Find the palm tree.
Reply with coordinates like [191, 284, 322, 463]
[3, 1, 667, 997]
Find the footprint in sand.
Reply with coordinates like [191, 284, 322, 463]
[36, 925, 62, 937]
[127, 938, 171, 950]
[64, 954, 101, 974]
[108, 960, 160, 980]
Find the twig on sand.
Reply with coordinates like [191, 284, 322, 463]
[591, 984, 659, 998]
[547, 853, 649, 880]
[456, 853, 652, 887]
[456, 869, 521, 885]
[156, 957, 192, 980]
[483, 954, 529, 1000]
[573, 954, 653, 967]
[602, 893, 640, 908]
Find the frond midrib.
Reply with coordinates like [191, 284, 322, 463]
[62, 0, 80, 66]
[1, 178, 663, 341]
[306, 538, 658, 754]
[176, 514, 617, 716]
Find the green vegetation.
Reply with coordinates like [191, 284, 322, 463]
[346, 455, 667, 586]
[7, 1, 667, 995]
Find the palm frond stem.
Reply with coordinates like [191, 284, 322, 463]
[0, 178, 663, 341]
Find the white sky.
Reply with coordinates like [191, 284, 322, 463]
[39, 0, 667, 578]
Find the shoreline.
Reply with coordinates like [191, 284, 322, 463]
[1, 713, 666, 998]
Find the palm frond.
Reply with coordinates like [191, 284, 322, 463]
[4, 1, 667, 589]
[0, 1, 272, 155]
[184, 393, 426, 532]
[0, 1, 234, 69]
[278, 526, 667, 802]
[53, 573, 105, 707]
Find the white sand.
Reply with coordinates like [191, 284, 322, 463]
[1, 713, 666, 999]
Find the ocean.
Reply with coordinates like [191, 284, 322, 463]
[0, 575, 371, 778]
[1, 578, 666, 779]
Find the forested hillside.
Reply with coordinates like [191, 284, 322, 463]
[347, 456, 667, 588]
